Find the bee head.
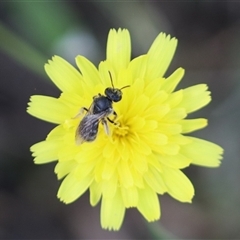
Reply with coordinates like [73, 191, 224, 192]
[105, 88, 123, 102]
[106, 71, 130, 102]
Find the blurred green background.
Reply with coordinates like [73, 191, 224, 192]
[0, 1, 239, 239]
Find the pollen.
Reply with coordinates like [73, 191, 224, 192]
[113, 124, 129, 137]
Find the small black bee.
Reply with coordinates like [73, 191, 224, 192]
[75, 72, 130, 145]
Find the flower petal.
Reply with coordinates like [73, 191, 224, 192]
[143, 165, 167, 194]
[121, 186, 138, 208]
[118, 160, 134, 188]
[131, 166, 144, 188]
[31, 140, 59, 164]
[166, 89, 183, 108]
[57, 172, 94, 204]
[181, 137, 223, 167]
[101, 174, 118, 199]
[75, 55, 102, 87]
[137, 186, 160, 221]
[157, 123, 182, 135]
[106, 29, 131, 74]
[45, 56, 83, 94]
[161, 67, 185, 93]
[90, 180, 102, 206]
[27, 95, 70, 124]
[180, 118, 208, 133]
[159, 154, 191, 169]
[178, 84, 211, 113]
[127, 55, 147, 82]
[131, 152, 148, 174]
[98, 60, 116, 86]
[162, 108, 187, 122]
[101, 189, 125, 230]
[162, 167, 194, 202]
[46, 125, 64, 140]
[146, 33, 177, 80]
[55, 161, 78, 180]
[74, 162, 95, 181]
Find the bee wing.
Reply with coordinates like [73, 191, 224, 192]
[74, 100, 96, 119]
[75, 111, 108, 145]
[101, 118, 110, 136]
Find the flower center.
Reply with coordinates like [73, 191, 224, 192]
[113, 124, 129, 137]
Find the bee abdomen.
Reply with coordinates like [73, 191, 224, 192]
[76, 116, 99, 144]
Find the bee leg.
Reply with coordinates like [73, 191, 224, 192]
[73, 107, 88, 118]
[80, 107, 89, 114]
[107, 111, 120, 126]
[101, 118, 110, 135]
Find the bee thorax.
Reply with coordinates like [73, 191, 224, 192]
[93, 96, 112, 114]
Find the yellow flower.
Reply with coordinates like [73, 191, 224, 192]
[27, 29, 223, 230]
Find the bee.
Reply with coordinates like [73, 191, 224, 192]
[75, 72, 130, 145]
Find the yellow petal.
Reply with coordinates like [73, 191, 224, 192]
[162, 107, 187, 122]
[180, 118, 208, 133]
[159, 154, 191, 169]
[162, 167, 194, 202]
[121, 186, 138, 207]
[131, 152, 148, 174]
[118, 160, 134, 188]
[127, 55, 147, 81]
[146, 33, 178, 80]
[161, 67, 185, 93]
[178, 84, 211, 113]
[46, 125, 64, 140]
[90, 180, 102, 206]
[27, 95, 70, 124]
[57, 172, 93, 204]
[98, 60, 116, 86]
[141, 132, 168, 147]
[168, 134, 192, 145]
[157, 123, 182, 135]
[166, 89, 183, 108]
[131, 167, 144, 188]
[143, 166, 167, 194]
[137, 186, 160, 221]
[106, 28, 131, 74]
[75, 55, 102, 87]
[31, 140, 59, 164]
[58, 144, 80, 162]
[158, 143, 180, 155]
[181, 137, 223, 167]
[127, 94, 149, 117]
[148, 90, 169, 106]
[75, 144, 103, 163]
[94, 159, 105, 183]
[45, 56, 83, 94]
[59, 92, 85, 114]
[102, 159, 117, 180]
[101, 174, 118, 199]
[101, 189, 125, 230]
[148, 153, 163, 173]
[144, 104, 170, 121]
[54, 161, 78, 179]
[74, 162, 95, 180]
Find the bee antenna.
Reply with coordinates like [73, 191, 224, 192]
[108, 71, 130, 90]
[120, 85, 130, 90]
[108, 71, 115, 89]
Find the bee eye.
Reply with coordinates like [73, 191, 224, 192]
[105, 88, 122, 102]
[104, 88, 109, 94]
[104, 88, 112, 97]
[112, 94, 122, 102]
